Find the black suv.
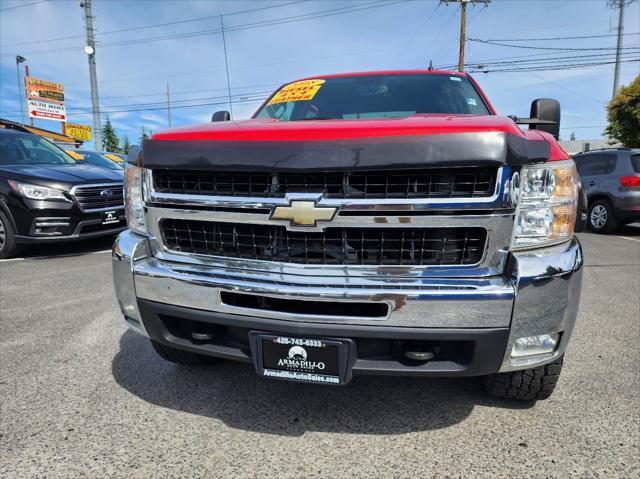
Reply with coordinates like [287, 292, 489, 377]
[573, 148, 640, 233]
[0, 129, 125, 258]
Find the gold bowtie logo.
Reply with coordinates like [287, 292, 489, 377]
[271, 201, 337, 226]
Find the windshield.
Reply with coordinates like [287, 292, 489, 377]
[0, 131, 77, 165]
[76, 151, 124, 170]
[255, 73, 491, 122]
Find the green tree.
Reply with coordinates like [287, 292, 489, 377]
[605, 74, 640, 147]
[121, 135, 131, 155]
[102, 117, 120, 152]
[139, 126, 149, 144]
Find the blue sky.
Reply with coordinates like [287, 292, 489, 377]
[0, 0, 638, 149]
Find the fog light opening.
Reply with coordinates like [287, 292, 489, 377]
[511, 333, 560, 358]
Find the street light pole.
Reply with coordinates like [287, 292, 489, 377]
[81, 0, 102, 151]
[15, 55, 26, 125]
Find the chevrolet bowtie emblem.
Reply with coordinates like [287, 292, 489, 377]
[271, 201, 337, 226]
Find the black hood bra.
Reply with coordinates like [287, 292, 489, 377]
[141, 132, 551, 172]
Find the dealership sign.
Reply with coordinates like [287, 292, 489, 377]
[28, 100, 66, 121]
[26, 76, 66, 122]
[65, 123, 92, 141]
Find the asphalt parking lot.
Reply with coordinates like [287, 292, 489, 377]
[1, 227, 639, 479]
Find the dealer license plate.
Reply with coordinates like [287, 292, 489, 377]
[101, 210, 120, 225]
[249, 333, 354, 385]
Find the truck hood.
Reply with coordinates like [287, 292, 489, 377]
[151, 115, 525, 142]
[143, 115, 561, 171]
[0, 163, 124, 190]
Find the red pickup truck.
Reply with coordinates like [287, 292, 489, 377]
[114, 70, 586, 400]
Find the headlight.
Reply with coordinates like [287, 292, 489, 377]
[124, 164, 147, 235]
[8, 180, 70, 201]
[511, 160, 578, 249]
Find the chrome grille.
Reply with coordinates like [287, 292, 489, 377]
[153, 167, 497, 199]
[160, 219, 487, 266]
[72, 183, 124, 212]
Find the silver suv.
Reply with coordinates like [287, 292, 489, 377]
[573, 148, 640, 233]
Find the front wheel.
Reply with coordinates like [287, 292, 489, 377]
[483, 357, 564, 401]
[0, 210, 18, 259]
[588, 199, 618, 233]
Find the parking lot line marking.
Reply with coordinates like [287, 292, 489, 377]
[96, 249, 112, 254]
[0, 257, 25, 262]
[617, 236, 640, 242]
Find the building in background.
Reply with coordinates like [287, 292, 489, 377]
[559, 139, 622, 156]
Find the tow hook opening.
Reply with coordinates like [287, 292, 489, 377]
[395, 340, 441, 364]
[160, 315, 221, 344]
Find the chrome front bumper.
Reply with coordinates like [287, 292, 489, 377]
[113, 230, 582, 373]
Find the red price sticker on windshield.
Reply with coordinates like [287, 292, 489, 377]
[268, 79, 325, 105]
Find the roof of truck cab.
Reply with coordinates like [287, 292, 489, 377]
[295, 69, 466, 81]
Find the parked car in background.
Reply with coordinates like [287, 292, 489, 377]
[573, 148, 640, 233]
[66, 149, 125, 171]
[0, 129, 125, 258]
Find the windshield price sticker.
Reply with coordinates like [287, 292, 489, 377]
[268, 79, 325, 105]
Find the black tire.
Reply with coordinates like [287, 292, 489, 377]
[483, 357, 563, 401]
[588, 199, 618, 233]
[0, 209, 18, 259]
[150, 340, 222, 366]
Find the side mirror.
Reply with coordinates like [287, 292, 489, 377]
[529, 98, 560, 139]
[511, 98, 561, 140]
[211, 110, 231, 122]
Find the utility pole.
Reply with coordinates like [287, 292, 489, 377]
[166, 82, 172, 128]
[458, 0, 468, 71]
[15, 55, 26, 125]
[81, 0, 102, 151]
[441, 0, 490, 72]
[220, 15, 233, 118]
[611, 0, 625, 100]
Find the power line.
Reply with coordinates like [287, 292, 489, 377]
[469, 38, 639, 51]
[1, 0, 310, 47]
[480, 32, 639, 42]
[469, 58, 639, 73]
[393, 2, 441, 64]
[560, 125, 607, 130]
[98, 0, 408, 47]
[439, 50, 638, 70]
[64, 42, 403, 88]
[0, 0, 46, 12]
[2, 0, 409, 56]
[99, 82, 282, 101]
[1, 89, 273, 116]
[63, 96, 270, 117]
[526, 71, 607, 104]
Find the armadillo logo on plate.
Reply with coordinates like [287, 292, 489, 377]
[277, 345, 325, 371]
[288, 346, 307, 361]
[268, 79, 325, 105]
